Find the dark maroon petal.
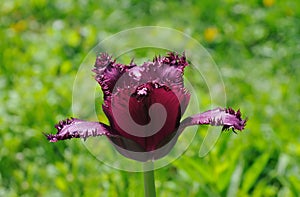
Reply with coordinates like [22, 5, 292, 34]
[103, 82, 190, 151]
[92, 53, 135, 98]
[137, 61, 185, 89]
[98, 52, 189, 99]
[108, 132, 179, 162]
[139, 52, 189, 89]
[44, 118, 114, 142]
[180, 108, 247, 133]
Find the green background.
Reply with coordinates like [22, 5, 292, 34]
[1, 0, 299, 196]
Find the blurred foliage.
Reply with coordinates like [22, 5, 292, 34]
[1, 0, 300, 196]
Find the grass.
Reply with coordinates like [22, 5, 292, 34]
[1, 0, 300, 196]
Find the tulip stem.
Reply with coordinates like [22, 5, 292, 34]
[143, 161, 156, 197]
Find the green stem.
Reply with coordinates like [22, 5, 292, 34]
[143, 162, 156, 197]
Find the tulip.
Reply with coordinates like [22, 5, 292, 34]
[45, 52, 246, 162]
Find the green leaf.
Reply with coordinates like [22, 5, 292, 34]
[176, 156, 214, 183]
[241, 151, 271, 193]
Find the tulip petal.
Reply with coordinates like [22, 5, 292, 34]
[94, 52, 189, 101]
[180, 108, 247, 133]
[109, 133, 179, 162]
[44, 118, 114, 142]
[131, 52, 189, 89]
[103, 83, 190, 151]
[93, 53, 135, 98]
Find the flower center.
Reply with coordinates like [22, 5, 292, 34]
[132, 82, 172, 102]
[133, 83, 153, 100]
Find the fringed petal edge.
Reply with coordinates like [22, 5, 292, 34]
[44, 118, 114, 142]
[180, 107, 247, 133]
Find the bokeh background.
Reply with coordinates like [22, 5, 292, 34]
[1, 0, 300, 196]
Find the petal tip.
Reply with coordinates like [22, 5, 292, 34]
[157, 52, 189, 70]
[43, 133, 58, 142]
[222, 108, 248, 133]
[94, 53, 114, 69]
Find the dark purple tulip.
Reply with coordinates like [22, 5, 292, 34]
[45, 52, 247, 161]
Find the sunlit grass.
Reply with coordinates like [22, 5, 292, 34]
[1, 0, 299, 196]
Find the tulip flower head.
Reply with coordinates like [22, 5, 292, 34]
[45, 52, 246, 162]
